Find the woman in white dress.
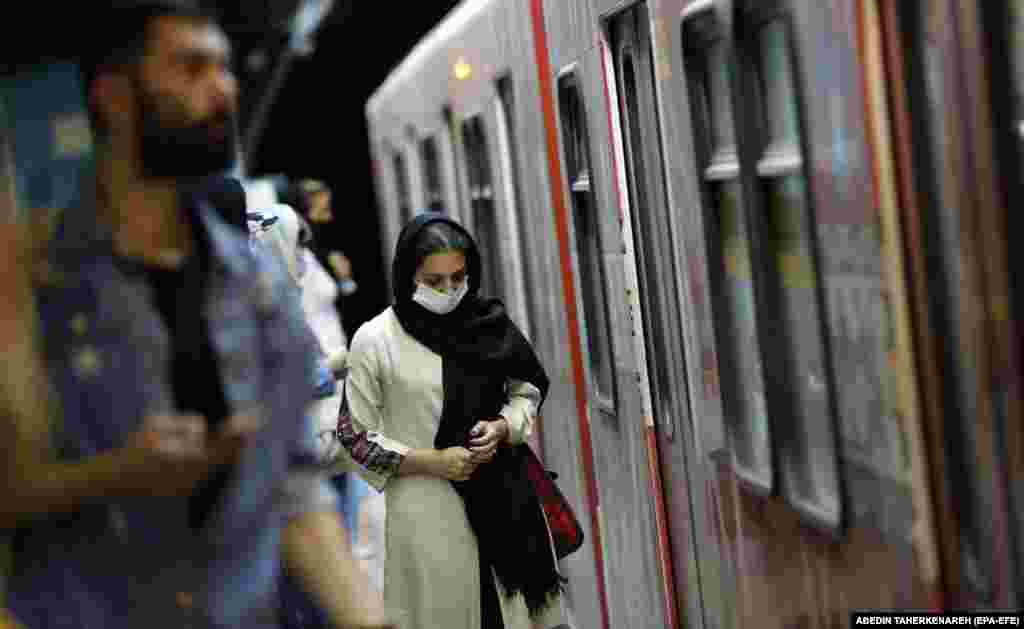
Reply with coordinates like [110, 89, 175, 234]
[296, 221, 387, 595]
[339, 213, 566, 629]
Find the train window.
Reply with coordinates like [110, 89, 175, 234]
[392, 151, 413, 222]
[495, 75, 535, 339]
[707, 41, 736, 155]
[683, 11, 774, 491]
[756, 21, 801, 150]
[460, 116, 503, 298]
[558, 75, 617, 410]
[749, 13, 841, 527]
[419, 136, 445, 213]
[683, 6, 843, 527]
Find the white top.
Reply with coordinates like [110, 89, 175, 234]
[345, 307, 540, 490]
[298, 249, 347, 460]
[299, 248, 347, 357]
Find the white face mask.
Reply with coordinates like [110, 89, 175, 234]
[412, 280, 469, 315]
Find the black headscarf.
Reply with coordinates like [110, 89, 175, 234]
[391, 213, 564, 624]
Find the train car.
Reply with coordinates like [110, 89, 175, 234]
[365, 1, 1023, 628]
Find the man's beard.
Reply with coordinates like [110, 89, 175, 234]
[136, 89, 237, 180]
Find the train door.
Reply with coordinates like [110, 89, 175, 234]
[489, 78, 544, 455]
[492, 76, 534, 342]
[604, 5, 712, 629]
[554, 65, 670, 629]
[876, 0, 1023, 608]
[667, 1, 952, 627]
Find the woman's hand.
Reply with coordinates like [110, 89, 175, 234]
[432, 447, 478, 481]
[468, 418, 509, 464]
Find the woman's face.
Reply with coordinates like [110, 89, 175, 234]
[414, 250, 467, 293]
[307, 191, 333, 224]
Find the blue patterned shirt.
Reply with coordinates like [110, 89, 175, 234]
[5, 188, 337, 629]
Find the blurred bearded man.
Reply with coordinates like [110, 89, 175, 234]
[0, 2, 392, 628]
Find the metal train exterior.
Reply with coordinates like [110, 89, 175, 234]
[364, 1, 1024, 628]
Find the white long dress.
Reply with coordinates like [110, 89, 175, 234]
[297, 249, 389, 593]
[298, 248, 346, 455]
[344, 307, 565, 629]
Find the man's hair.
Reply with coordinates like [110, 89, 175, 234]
[79, 1, 214, 134]
[280, 180, 312, 218]
[191, 175, 247, 231]
[298, 178, 330, 198]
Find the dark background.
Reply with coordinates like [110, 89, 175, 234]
[242, 0, 462, 336]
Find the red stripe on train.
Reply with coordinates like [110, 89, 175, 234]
[526, 2, 612, 629]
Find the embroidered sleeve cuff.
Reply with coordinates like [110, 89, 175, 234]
[337, 411, 409, 491]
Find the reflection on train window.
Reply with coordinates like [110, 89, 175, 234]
[392, 151, 412, 221]
[558, 75, 617, 410]
[899, 0, 994, 597]
[683, 11, 773, 492]
[419, 136, 445, 213]
[683, 6, 843, 527]
[460, 116, 503, 298]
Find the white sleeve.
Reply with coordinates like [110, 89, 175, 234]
[498, 379, 542, 446]
[337, 324, 412, 491]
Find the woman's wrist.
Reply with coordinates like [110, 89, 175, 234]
[399, 448, 442, 477]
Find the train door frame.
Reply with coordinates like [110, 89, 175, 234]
[491, 77, 534, 341]
[853, 0, 946, 609]
[601, 5, 714, 629]
[878, 0, 1022, 608]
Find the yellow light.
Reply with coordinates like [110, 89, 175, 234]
[454, 58, 473, 81]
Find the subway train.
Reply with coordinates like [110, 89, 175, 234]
[363, 1, 1024, 628]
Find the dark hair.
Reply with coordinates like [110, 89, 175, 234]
[298, 178, 330, 197]
[191, 174, 246, 231]
[297, 215, 314, 249]
[279, 178, 331, 219]
[79, 1, 214, 135]
[279, 180, 312, 218]
[411, 220, 472, 274]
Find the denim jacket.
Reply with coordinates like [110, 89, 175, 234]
[6, 188, 337, 629]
